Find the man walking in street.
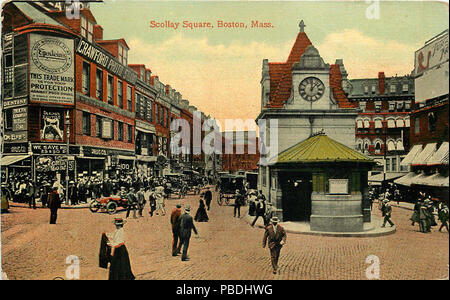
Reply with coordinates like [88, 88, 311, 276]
[381, 199, 394, 227]
[171, 204, 183, 256]
[251, 198, 266, 227]
[26, 179, 36, 209]
[155, 182, 166, 216]
[203, 187, 213, 211]
[419, 200, 431, 233]
[234, 189, 244, 218]
[438, 203, 449, 233]
[262, 216, 286, 275]
[48, 186, 61, 224]
[179, 205, 198, 261]
[126, 187, 138, 219]
[136, 187, 146, 217]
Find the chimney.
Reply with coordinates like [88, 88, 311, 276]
[93, 24, 103, 41]
[378, 72, 385, 95]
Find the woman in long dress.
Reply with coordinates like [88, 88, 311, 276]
[194, 199, 209, 222]
[106, 218, 135, 280]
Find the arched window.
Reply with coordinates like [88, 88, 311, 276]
[396, 140, 404, 151]
[375, 141, 382, 153]
[387, 140, 396, 151]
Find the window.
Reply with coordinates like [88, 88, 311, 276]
[118, 44, 128, 65]
[371, 85, 376, 93]
[96, 69, 103, 100]
[82, 112, 91, 136]
[392, 157, 397, 172]
[390, 84, 396, 93]
[375, 141, 382, 153]
[135, 94, 141, 117]
[148, 101, 153, 122]
[428, 112, 437, 132]
[96, 115, 102, 137]
[127, 124, 133, 143]
[386, 159, 390, 172]
[107, 75, 114, 105]
[364, 85, 369, 94]
[402, 83, 409, 93]
[414, 117, 420, 134]
[82, 61, 90, 94]
[374, 101, 381, 112]
[140, 67, 145, 81]
[117, 81, 123, 108]
[127, 85, 132, 111]
[118, 122, 123, 141]
[81, 15, 94, 42]
[389, 102, 395, 111]
[4, 109, 13, 130]
[405, 102, 411, 111]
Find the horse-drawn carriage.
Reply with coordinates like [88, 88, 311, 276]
[164, 173, 187, 199]
[216, 173, 245, 206]
[89, 195, 128, 214]
[183, 170, 204, 195]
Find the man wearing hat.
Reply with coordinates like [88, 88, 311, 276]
[125, 187, 138, 219]
[234, 189, 244, 218]
[203, 187, 213, 211]
[170, 204, 183, 256]
[48, 186, 61, 224]
[262, 216, 286, 274]
[179, 205, 198, 261]
[381, 199, 394, 228]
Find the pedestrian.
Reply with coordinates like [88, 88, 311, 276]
[136, 187, 146, 217]
[203, 187, 213, 211]
[68, 181, 78, 206]
[148, 189, 157, 217]
[419, 201, 431, 233]
[234, 189, 243, 218]
[438, 203, 449, 233]
[381, 199, 394, 227]
[194, 199, 209, 222]
[155, 183, 166, 216]
[262, 216, 286, 275]
[125, 187, 137, 219]
[425, 198, 437, 227]
[411, 200, 421, 226]
[251, 198, 266, 227]
[170, 204, 183, 256]
[26, 180, 36, 209]
[48, 186, 61, 224]
[179, 205, 198, 261]
[40, 181, 50, 208]
[106, 218, 135, 280]
[248, 191, 257, 216]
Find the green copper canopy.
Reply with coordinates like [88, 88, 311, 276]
[272, 133, 373, 164]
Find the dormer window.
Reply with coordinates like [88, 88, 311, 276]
[402, 83, 409, 93]
[371, 85, 376, 94]
[140, 67, 145, 81]
[390, 84, 396, 93]
[81, 15, 94, 42]
[118, 44, 128, 65]
[364, 85, 369, 94]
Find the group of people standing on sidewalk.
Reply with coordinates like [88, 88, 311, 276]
[410, 192, 449, 233]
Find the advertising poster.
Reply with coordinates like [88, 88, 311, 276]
[40, 109, 64, 141]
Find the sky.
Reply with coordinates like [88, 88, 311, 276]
[90, 0, 449, 129]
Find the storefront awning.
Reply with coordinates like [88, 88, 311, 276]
[1, 154, 31, 166]
[368, 172, 406, 183]
[427, 142, 449, 166]
[394, 172, 420, 187]
[413, 173, 449, 188]
[412, 143, 437, 166]
[400, 144, 423, 166]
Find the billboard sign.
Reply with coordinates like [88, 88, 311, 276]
[414, 32, 449, 77]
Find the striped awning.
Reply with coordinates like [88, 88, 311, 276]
[1, 155, 31, 166]
[427, 142, 449, 166]
[400, 144, 422, 166]
[412, 143, 437, 166]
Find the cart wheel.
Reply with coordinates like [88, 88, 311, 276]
[89, 200, 100, 213]
[106, 201, 118, 214]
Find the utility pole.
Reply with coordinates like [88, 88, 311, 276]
[65, 110, 70, 205]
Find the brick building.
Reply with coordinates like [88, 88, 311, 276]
[346, 72, 414, 185]
[396, 30, 449, 203]
[221, 131, 260, 173]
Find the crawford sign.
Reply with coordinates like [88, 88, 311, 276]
[29, 34, 75, 105]
[76, 38, 138, 84]
[414, 32, 449, 77]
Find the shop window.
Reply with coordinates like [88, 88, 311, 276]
[82, 112, 91, 136]
[96, 69, 103, 100]
[82, 61, 90, 94]
[117, 81, 123, 108]
[107, 75, 114, 105]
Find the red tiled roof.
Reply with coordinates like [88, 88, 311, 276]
[329, 64, 358, 108]
[267, 31, 356, 109]
[268, 32, 312, 107]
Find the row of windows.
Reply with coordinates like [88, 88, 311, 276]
[135, 93, 171, 128]
[363, 83, 410, 94]
[82, 61, 133, 111]
[82, 111, 133, 143]
[414, 113, 439, 135]
[357, 139, 405, 152]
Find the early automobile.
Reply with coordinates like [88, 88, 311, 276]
[216, 173, 246, 206]
[89, 195, 129, 214]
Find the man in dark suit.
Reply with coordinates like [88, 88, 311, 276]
[262, 216, 286, 274]
[171, 204, 183, 256]
[203, 187, 213, 211]
[251, 199, 266, 227]
[48, 186, 61, 224]
[179, 205, 198, 261]
[126, 187, 137, 219]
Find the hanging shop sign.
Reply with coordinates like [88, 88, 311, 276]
[32, 144, 68, 155]
[2, 97, 27, 109]
[41, 109, 64, 142]
[76, 38, 138, 84]
[29, 33, 75, 105]
[2, 143, 28, 154]
[3, 131, 27, 143]
[35, 155, 74, 172]
[12, 107, 28, 131]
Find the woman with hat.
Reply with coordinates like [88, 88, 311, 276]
[106, 218, 135, 280]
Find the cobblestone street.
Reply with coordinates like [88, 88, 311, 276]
[1, 190, 448, 280]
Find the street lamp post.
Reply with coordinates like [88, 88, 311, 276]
[65, 110, 70, 205]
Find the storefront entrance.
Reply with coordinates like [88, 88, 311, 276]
[280, 172, 312, 222]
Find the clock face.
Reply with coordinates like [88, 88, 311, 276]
[299, 77, 325, 102]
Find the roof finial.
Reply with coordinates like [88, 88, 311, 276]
[299, 20, 306, 33]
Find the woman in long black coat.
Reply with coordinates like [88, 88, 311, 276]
[194, 199, 209, 222]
